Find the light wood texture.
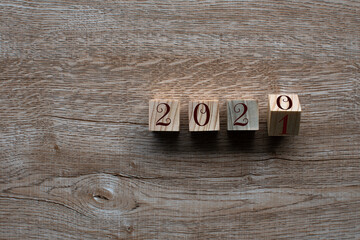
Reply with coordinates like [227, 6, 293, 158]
[189, 100, 220, 131]
[268, 94, 301, 136]
[149, 99, 180, 131]
[227, 100, 259, 131]
[1, 0, 360, 239]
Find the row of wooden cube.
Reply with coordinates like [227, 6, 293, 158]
[149, 94, 301, 136]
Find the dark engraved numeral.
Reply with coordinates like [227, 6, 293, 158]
[194, 103, 210, 126]
[279, 114, 289, 134]
[233, 103, 249, 126]
[276, 95, 293, 110]
[156, 103, 171, 126]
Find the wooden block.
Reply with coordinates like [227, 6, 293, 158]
[268, 94, 301, 136]
[149, 99, 180, 131]
[189, 100, 219, 131]
[227, 100, 259, 131]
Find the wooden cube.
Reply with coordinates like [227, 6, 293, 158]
[189, 100, 219, 131]
[149, 99, 180, 131]
[227, 100, 259, 131]
[268, 94, 301, 136]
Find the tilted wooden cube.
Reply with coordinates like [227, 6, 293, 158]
[268, 94, 301, 136]
[189, 100, 219, 131]
[227, 99, 259, 131]
[149, 99, 180, 131]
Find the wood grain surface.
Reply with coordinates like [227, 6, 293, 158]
[0, 0, 359, 239]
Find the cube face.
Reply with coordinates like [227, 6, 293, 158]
[268, 111, 301, 136]
[268, 94, 301, 136]
[268, 94, 301, 112]
[227, 100, 259, 131]
[189, 100, 219, 131]
[149, 99, 180, 131]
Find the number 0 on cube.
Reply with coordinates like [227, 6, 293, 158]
[189, 100, 220, 131]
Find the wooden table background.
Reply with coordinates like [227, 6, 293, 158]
[1, 0, 359, 239]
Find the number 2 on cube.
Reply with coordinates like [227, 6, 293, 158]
[227, 100, 259, 131]
[149, 100, 180, 131]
